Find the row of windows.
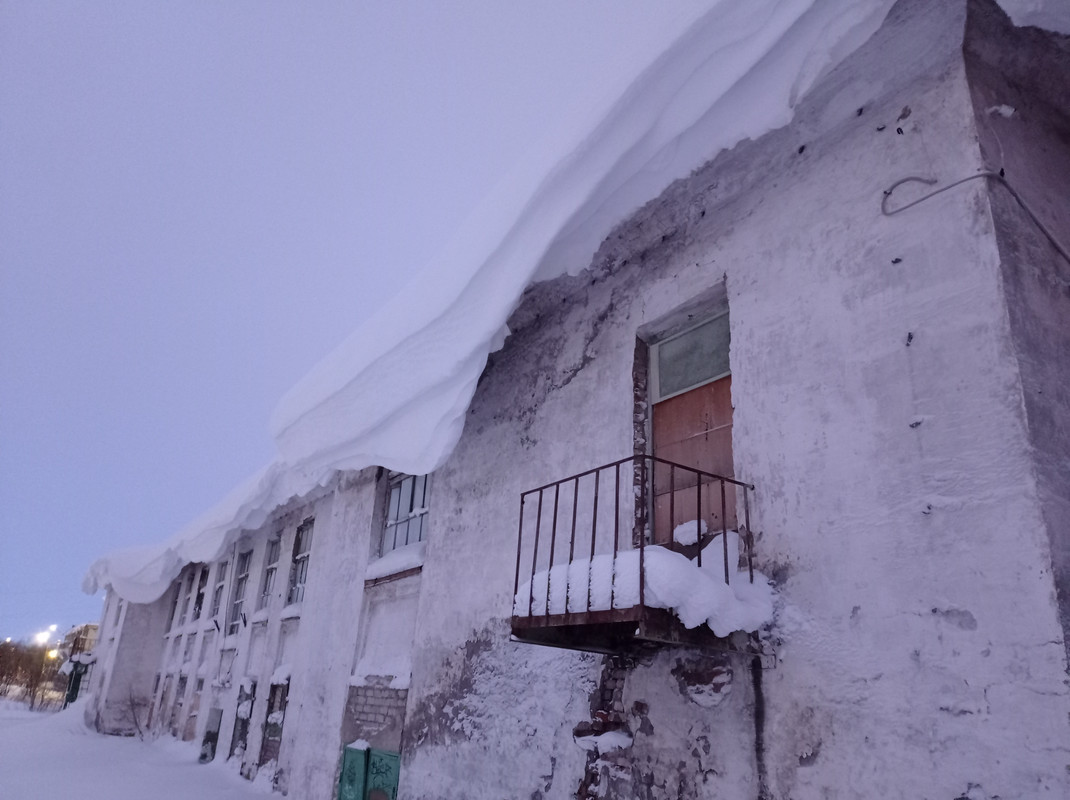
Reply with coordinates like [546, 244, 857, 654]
[166, 472, 431, 637]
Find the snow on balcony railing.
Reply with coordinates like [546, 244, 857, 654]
[511, 456, 773, 638]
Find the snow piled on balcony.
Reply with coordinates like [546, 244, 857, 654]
[515, 537, 774, 638]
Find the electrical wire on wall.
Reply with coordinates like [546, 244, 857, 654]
[881, 171, 1070, 267]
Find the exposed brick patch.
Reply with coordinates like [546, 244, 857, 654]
[341, 682, 408, 752]
[574, 656, 635, 798]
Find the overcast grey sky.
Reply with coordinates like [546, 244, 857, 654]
[0, 1, 712, 641]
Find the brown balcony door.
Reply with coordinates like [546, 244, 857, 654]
[652, 374, 735, 544]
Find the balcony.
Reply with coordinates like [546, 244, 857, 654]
[511, 455, 759, 654]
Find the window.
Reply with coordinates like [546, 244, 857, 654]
[227, 551, 252, 635]
[287, 519, 315, 605]
[257, 538, 281, 611]
[199, 630, 215, 666]
[380, 473, 429, 555]
[649, 310, 730, 402]
[191, 567, 209, 621]
[177, 572, 194, 627]
[210, 561, 229, 618]
[167, 587, 180, 631]
[183, 633, 196, 663]
[114, 598, 124, 627]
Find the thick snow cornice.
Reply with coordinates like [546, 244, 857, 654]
[85, 0, 1067, 603]
[269, 0, 898, 476]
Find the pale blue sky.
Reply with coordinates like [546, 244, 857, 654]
[0, 1, 711, 641]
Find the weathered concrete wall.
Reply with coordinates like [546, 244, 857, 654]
[400, 0, 1070, 798]
[964, 0, 1070, 663]
[98, 473, 383, 795]
[90, 590, 169, 735]
[277, 471, 380, 798]
[87, 2, 1070, 797]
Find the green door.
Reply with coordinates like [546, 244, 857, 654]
[338, 746, 368, 800]
[366, 749, 400, 800]
[338, 746, 400, 800]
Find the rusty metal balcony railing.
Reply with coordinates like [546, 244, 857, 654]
[511, 455, 755, 632]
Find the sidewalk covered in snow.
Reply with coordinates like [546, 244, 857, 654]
[0, 699, 267, 799]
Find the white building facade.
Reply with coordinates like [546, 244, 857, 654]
[87, 1, 1070, 798]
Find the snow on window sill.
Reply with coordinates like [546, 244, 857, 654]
[365, 541, 426, 582]
[270, 663, 291, 685]
[280, 604, 302, 620]
[250, 607, 269, 624]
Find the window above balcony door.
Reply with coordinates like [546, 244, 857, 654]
[649, 310, 731, 404]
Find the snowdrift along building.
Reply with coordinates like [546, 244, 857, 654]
[85, 1, 1070, 797]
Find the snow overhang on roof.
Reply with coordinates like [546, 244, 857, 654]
[84, 0, 1070, 604]
[268, 0, 908, 484]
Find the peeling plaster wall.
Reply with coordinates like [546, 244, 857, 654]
[400, 1, 1070, 798]
[88, 474, 382, 797]
[89, 589, 169, 735]
[964, 0, 1070, 663]
[81, 2, 1070, 797]
[281, 472, 379, 798]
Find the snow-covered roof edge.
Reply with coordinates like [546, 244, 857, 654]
[87, 0, 1067, 605]
[268, 0, 901, 478]
[82, 0, 901, 604]
[83, 461, 340, 602]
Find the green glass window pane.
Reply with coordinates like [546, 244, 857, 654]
[657, 314, 730, 399]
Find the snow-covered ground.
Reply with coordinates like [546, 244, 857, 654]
[0, 698, 267, 799]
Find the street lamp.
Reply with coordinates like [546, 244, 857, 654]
[28, 627, 58, 710]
